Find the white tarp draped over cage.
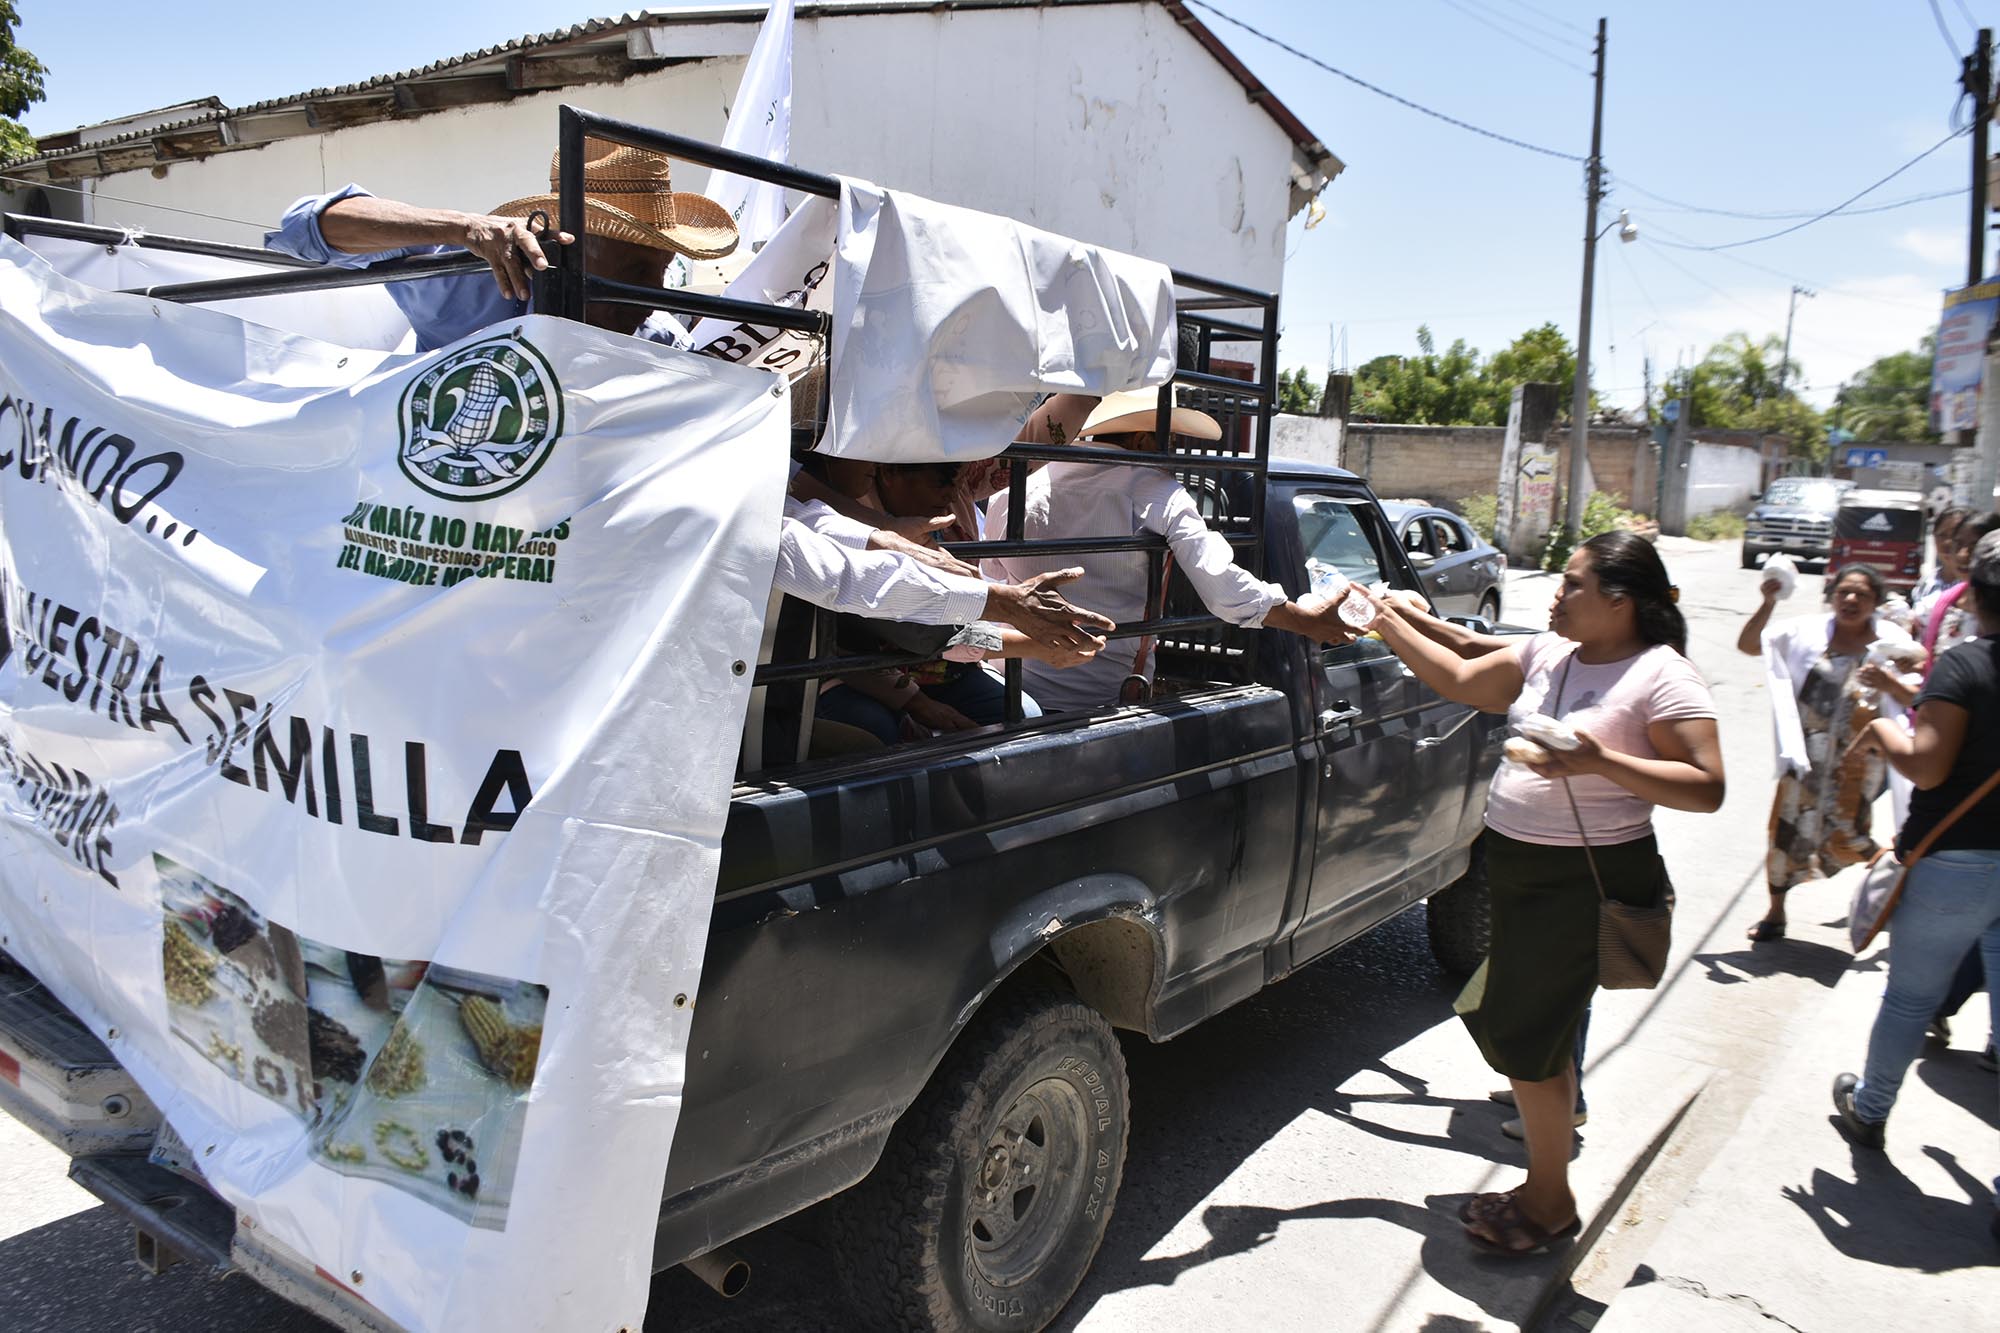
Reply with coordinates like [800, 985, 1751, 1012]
[0, 236, 788, 1333]
[691, 178, 1178, 461]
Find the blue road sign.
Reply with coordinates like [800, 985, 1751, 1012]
[1842, 447, 1889, 469]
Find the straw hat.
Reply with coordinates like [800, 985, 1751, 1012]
[490, 141, 739, 261]
[1078, 388, 1222, 442]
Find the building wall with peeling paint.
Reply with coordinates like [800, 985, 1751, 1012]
[22, 5, 1303, 296]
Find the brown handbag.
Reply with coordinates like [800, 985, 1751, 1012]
[1548, 656, 1674, 990]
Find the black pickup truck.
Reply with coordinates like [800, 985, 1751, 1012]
[0, 112, 1510, 1333]
[0, 460, 1507, 1333]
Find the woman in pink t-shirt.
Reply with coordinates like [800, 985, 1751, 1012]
[1360, 531, 1726, 1256]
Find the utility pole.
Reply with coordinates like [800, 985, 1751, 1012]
[1564, 17, 1608, 543]
[1967, 28, 1992, 286]
[1776, 284, 1813, 401]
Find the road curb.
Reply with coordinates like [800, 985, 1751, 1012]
[1523, 1077, 1708, 1332]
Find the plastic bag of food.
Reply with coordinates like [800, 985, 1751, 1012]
[1516, 714, 1582, 751]
[1760, 553, 1798, 599]
[1502, 736, 1552, 767]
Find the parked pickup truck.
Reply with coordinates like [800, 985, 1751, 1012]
[0, 456, 1511, 1332]
[1, 110, 1515, 1333]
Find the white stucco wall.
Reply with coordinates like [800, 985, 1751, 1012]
[1686, 441, 1763, 517]
[42, 5, 1299, 293]
[1271, 413, 1341, 469]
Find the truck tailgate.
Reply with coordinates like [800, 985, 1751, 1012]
[0, 953, 158, 1154]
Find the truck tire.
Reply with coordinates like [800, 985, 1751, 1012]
[1740, 543, 1757, 569]
[1426, 839, 1491, 977]
[831, 985, 1130, 1333]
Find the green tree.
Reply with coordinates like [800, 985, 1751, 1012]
[0, 2, 47, 165]
[1660, 331, 1826, 459]
[1277, 366, 1322, 415]
[1835, 335, 1936, 443]
[1350, 323, 1585, 426]
[1351, 324, 1487, 424]
[1479, 323, 1578, 423]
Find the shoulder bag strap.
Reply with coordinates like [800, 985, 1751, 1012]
[1903, 761, 2000, 869]
[1547, 654, 1608, 902]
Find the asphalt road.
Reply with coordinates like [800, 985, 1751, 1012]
[0, 538, 1845, 1332]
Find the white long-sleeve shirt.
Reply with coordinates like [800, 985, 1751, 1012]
[984, 461, 1285, 711]
[776, 495, 991, 625]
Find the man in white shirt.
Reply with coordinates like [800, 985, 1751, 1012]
[985, 390, 1351, 711]
[782, 495, 1111, 657]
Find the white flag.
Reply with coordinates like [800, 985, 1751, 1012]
[703, 0, 794, 250]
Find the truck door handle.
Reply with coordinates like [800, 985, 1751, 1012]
[1319, 704, 1362, 735]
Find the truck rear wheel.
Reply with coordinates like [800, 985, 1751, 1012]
[832, 985, 1129, 1332]
[1427, 838, 1491, 977]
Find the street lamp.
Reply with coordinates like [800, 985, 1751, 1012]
[1564, 206, 1638, 542]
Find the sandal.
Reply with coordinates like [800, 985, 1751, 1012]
[1464, 1195, 1580, 1257]
[1746, 919, 1787, 943]
[1458, 1189, 1516, 1224]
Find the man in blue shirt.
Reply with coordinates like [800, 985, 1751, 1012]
[263, 137, 1117, 661]
[266, 140, 738, 351]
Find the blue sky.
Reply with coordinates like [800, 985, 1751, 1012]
[15, 1, 1990, 412]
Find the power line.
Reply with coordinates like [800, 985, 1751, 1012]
[1953, 0, 1979, 34]
[1633, 240, 1885, 362]
[1615, 242, 1663, 318]
[1641, 223, 1943, 312]
[1450, 0, 1585, 50]
[1467, 0, 1590, 46]
[1183, 0, 1584, 162]
[1611, 178, 1966, 221]
[1490, 0, 1593, 39]
[1433, 0, 1592, 76]
[1632, 129, 1968, 250]
[1927, 0, 1966, 57]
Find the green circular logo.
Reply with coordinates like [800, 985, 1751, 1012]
[397, 334, 563, 501]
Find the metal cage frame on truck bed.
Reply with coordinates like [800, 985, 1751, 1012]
[4, 102, 1282, 762]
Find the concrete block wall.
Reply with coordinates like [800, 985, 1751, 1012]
[1289, 418, 1651, 514]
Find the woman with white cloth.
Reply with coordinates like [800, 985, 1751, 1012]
[1736, 563, 1913, 942]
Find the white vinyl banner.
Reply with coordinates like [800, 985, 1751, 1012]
[22, 231, 417, 352]
[0, 237, 788, 1332]
[691, 181, 1176, 461]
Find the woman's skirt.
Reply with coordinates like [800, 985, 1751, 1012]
[1456, 829, 1671, 1082]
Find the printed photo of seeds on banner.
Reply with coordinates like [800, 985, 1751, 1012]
[307, 965, 548, 1229]
[157, 854, 316, 1121]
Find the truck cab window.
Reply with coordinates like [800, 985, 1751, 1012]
[1293, 493, 1421, 664]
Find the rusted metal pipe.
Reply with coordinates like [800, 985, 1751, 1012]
[682, 1246, 750, 1299]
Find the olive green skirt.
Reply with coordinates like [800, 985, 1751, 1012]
[1455, 829, 1670, 1082]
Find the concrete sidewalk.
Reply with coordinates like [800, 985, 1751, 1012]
[1587, 924, 1997, 1332]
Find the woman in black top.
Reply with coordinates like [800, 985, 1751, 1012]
[1835, 532, 2000, 1222]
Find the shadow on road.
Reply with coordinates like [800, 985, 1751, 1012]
[1914, 1051, 2000, 1127]
[0, 1204, 332, 1332]
[647, 907, 1500, 1331]
[1043, 906, 1535, 1328]
[1779, 1141, 1997, 1273]
[1691, 938, 1856, 989]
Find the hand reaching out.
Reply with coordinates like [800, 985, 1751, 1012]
[982, 568, 1115, 658]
